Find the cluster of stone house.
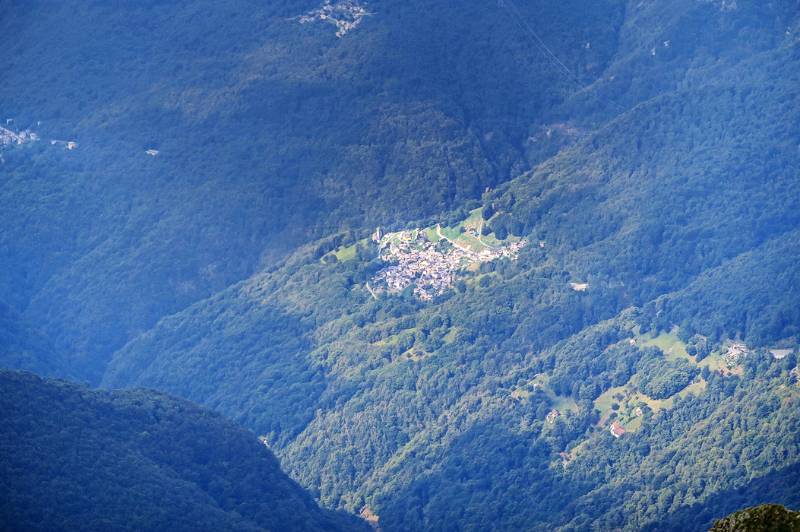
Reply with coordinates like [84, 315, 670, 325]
[50, 139, 78, 150]
[2, 121, 161, 157]
[298, 0, 371, 38]
[0, 121, 82, 155]
[0, 126, 39, 146]
[371, 228, 526, 301]
[724, 341, 749, 367]
[371, 232, 459, 301]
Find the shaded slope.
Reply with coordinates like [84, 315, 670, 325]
[0, 370, 368, 532]
[6, 1, 800, 530]
[0, 0, 623, 381]
[0, 302, 68, 378]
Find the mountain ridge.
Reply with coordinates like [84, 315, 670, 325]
[0, 369, 369, 531]
[2, 1, 799, 530]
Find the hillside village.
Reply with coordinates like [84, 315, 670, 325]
[370, 225, 526, 301]
[0, 125, 39, 146]
[1, 118, 160, 160]
[1, 123, 81, 163]
[298, 0, 371, 38]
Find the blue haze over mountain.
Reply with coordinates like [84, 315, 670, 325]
[1, 0, 799, 530]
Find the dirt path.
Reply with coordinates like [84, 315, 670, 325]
[365, 282, 379, 300]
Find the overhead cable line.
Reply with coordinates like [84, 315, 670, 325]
[501, 0, 583, 87]
[499, 0, 627, 115]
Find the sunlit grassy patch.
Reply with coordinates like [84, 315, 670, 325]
[442, 327, 459, 344]
[593, 375, 708, 431]
[511, 374, 579, 413]
[334, 243, 357, 262]
[640, 329, 694, 363]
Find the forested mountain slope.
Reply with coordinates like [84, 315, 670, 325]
[0, 370, 368, 532]
[0, 0, 623, 381]
[0, 303, 68, 378]
[2, 0, 799, 530]
[101, 3, 800, 529]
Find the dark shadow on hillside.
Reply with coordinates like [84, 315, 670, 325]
[641, 462, 800, 531]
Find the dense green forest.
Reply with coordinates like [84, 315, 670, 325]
[1, 0, 799, 530]
[0, 0, 623, 382]
[0, 370, 368, 531]
[0, 303, 69, 379]
[102, 6, 800, 526]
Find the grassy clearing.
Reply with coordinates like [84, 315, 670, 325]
[437, 209, 507, 252]
[698, 351, 743, 376]
[370, 325, 417, 348]
[322, 237, 370, 263]
[640, 328, 744, 376]
[401, 348, 431, 362]
[511, 388, 532, 399]
[594, 385, 629, 426]
[458, 233, 490, 252]
[424, 227, 441, 242]
[594, 376, 708, 431]
[439, 225, 463, 242]
[638, 393, 671, 412]
[640, 329, 695, 363]
[480, 233, 511, 247]
[371, 334, 399, 348]
[549, 391, 579, 413]
[511, 374, 578, 413]
[567, 439, 591, 461]
[626, 416, 643, 432]
[461, 207, 499, 233]
[442, 327, 459, 344]
[698, 353, 726, 371]
[641, 377, 707, 410]
[333, 243, 357, 262]
[680, 378, 707, 397]
[460, 208, 484, 230]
